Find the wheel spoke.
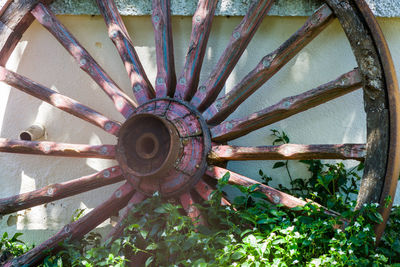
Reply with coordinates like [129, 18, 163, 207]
[6, 182, 134, 267]
[190, 0, 275, 111]
[204, 4, 335, 124]
[179, 191, 205, 225]
[211, 69, 362, 142]
[96, 0, 155, 104]
[195, 178, 231, 206]
[0, 166, 124, 215]
[0, 66, 121, 135]
[106, 191, 147, 241]
[152, 0, 176, 98]
[207, 165, 341, 216]
[207, 165, 307, 208]
[209, 143, 366, 161]
[0, 138, 115, 158]
[31, 3, 136, 119]
[174, 0, 218, 101]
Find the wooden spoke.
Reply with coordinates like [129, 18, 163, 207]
[152, 0, 176, 98]
[0, 66, 121, 135]
[207, 166, 340, 217]
[96, 0, 155, 104]
[179, 191, 205, 225]
[195, 178, 231, 206]
[211, 69, 362, 142]
[31, 3, 136, 119]
[190, 0, 275, 111]
[204, 4, 335, 124]
[206, 165, 306, 208]
[174, 0, 218, 101]
[6, 182, 135, 267]
[0, 166, 124, 215]
[106, 191, 147, 241]
[0, 138, 115, 158]
[209, 143, 366, 162]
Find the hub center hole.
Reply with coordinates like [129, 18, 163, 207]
[136, 133, 159, 159]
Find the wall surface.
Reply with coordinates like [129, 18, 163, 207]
[1, 11, 400, 244]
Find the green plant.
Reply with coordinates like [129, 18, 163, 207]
[266, 129, 363, 212]
[3, 130, 400, 266]
[0, 232, 32, 265]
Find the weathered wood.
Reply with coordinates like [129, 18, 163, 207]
[325, 0, 388, 212]
[106, 191, 146, 241]
[174, 0, 218, 101]
[0, 138, 115, 158]
[152, 0, 176, 98]
[203, 4, 335, 124]
[353, 0, 400, 241]
[211, 69, 362, 142]
[206, 165, 308, 208]
[0, 0, 49, 31]
[0, 0, 49, 66]
[5, 182, 135, 267]
[190, 0, 274, 112]
[0, 66, 121, 135]
[194, 178, 231, 205]
[31, 3, 136, 119]
[209, 143, 366, 161]
[0, 166, 124, 215]
[179, 191, 205, 225]
[0, 0, 12, 18]
[206, 165, 340, 218]
[96, 0, 155, 104]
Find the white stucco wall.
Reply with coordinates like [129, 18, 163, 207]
[1, 14, 400, 244]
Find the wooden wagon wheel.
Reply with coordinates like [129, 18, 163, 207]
[0, 0, 399, 265]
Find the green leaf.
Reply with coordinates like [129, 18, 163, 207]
[110, 239, 121, 255]
[357, 162, 364, 171]
[221, 172, 231, 184]
[392, 239, 400, 253]
[272, 238, 285, 245]
[282, 132, 290, 143]
[145, 256, 154, 267]
[10, 233, 23, 242]
[128, 224, 140, 231]
[249, 184, 260, 192]
[273, 162, 285, 169]
[145, 243, 158, 250]
[140, 229, 148, 239]
[250, 191, 267, 199]
[370, 212, 384, 224]
[154, 207, 167, 213]
[269, 209, 286, 217]
[299, 216, 314, 224]
[233, 196, 247, 206]
[193, 259, 207, 267]
[231, 251, 245, 260]
[257, 218, 276, 224]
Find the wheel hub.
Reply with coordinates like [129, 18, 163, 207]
[116, 98, 211, 197]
